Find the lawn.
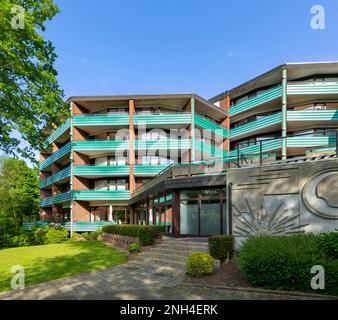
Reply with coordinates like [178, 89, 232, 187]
[0, 241, 128, 292]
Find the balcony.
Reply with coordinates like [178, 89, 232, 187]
[134, 113, 191, 127]
[287, 135, 336, 148]
[72, 190, 130, 201]
[287, 110, 338, 121]
[73, 140, 129, 152]
[134, 164, 170, 176]
[195, 140, 227, 159]
[195, 115, 228, 138]
[39, 167, 71, 188]
[53, 191, 72, 204]
[73, 165, 130, 177]
[287, 82, 338, 95]
[73, 115, 130, 127]
[39, 142, 71, 171]
[43, 118, 71, 149]
[39, 175, 53, 189]
[230, 85, 282, 117]
[229, 139, 282, 157]
[230, 113, 282, 140]
[40, 196, 53, 207]
[134, 139, 191, 150]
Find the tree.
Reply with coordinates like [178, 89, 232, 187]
[0, 156, 39, 232]
[0, 0, 68, 162]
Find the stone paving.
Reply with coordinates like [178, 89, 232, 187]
[0, 264, 334, 300]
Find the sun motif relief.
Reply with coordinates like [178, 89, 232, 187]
[232, 199, 308, 238]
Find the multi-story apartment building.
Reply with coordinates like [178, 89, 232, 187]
[39, 61, 338, 237]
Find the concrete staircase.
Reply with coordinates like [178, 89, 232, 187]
[127, 237, 209, 276]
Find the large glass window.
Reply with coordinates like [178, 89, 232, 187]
[200, 200, 220, 235]
[180, 200, 198, 235]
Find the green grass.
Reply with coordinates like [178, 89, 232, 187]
[0, 241, 128, 292]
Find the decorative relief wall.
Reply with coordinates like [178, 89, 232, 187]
[228, 158, 338, 245]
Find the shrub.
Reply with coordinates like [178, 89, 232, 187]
[33, 226, 48, 244]
[138, 226, 155, 246]
[237, 234, 338, 295]
[186, 252, 215, 277]
[208, 235, 234, 264]
[5, 231, 34, 247]
[72, 232, 85, 241]
[317, 232, 338, 259]
[44, 226, 69, 244]
[128, 242, 140, 253]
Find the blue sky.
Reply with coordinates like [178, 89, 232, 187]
[46, 0, 338, 100]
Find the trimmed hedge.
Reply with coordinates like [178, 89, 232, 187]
[237, 234, 338, 296]
[317, 232, 338, 259]
[186, 252, 215, 277]
[102, 224, 164, 246]
[208, 235, 234, 263]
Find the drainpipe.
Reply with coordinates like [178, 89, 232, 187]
[69, 101, 74, 238]
[282, 67, 288, 160]
[227, 182, 233, 236]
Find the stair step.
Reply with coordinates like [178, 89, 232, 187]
[156, 243, 208, 250]
[141, 252, 188, 263]
[149, 247, 208, 255]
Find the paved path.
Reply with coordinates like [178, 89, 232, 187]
[0, 264, 332, 300]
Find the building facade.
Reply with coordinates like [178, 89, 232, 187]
[39, 62, 338, 237]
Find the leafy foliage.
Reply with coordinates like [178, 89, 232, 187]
[186, 252, 215, 278]
[208, 235, 234, 263]
[128, 242, 140, 253]
[0, 0, 68, 160]
[237, 234, 338, 296]
[0, 156, 39, 246]
[317, 231, 338, 259]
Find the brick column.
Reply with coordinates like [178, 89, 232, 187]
[220, 95, 230, 153]
[172, 190, 180, 238]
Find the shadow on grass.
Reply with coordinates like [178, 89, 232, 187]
[0, 240, 128, 292]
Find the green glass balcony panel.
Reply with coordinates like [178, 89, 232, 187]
[62, 221, 117, 232]
[287, 136, 336, 148]
[134, 165, 170, 176]
[229, 139, 282, 157]
[73, 165, 130, 176]
[39, 167, 71, 188]
[230, 112, 282, 139]
[72, 190, 130, 201]
[73, 115, 130, 127]
[195, 140, 227, 158]
[43, 118, 71, 148]
[287, 110, 338, 121]
[73, 140, 129, 151]
[40, 196, 53, 207]
[39, 155, 53, 171]
[134, 113, 191, 125]
[287, 82, 338, 95]
[53, 167, 71, 183]
[195, 115, 228, 138]
[134, 139, 191, 150]
[39, 142, 71, 171]
[230, 85, 282, 117]
[54, 191, 72, 204]
[39, 175, 53, 188]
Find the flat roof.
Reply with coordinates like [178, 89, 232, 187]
[67, 93, 227, 121]
[209, 61, 338, 102]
